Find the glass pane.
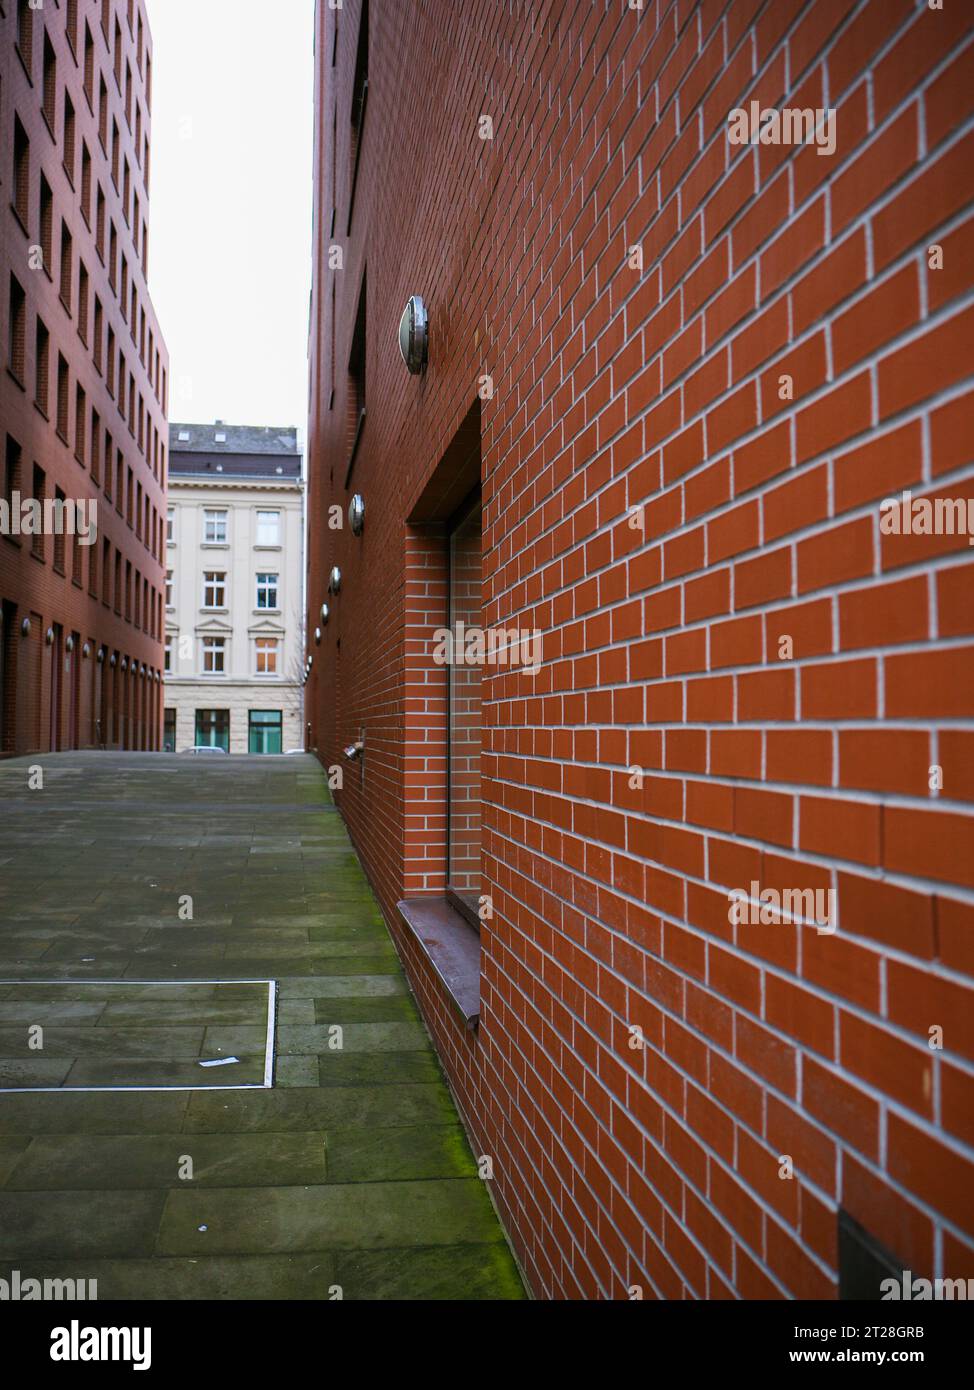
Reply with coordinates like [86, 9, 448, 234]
[448, 499, 482, 914]
[249, 710, 282, 755]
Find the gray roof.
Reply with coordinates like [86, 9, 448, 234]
[169, 452, 302, 481]
[170, 422, 300, 455]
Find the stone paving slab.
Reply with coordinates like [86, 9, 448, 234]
[0, 752, 524, 1300]
[156, 1179, 505, 1256]
[0, 1254, 341, 1300]
[5, 1134, 328, 1190]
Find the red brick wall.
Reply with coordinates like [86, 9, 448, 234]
[307, 0, 974, 1297]
[0, 0, 167, 755]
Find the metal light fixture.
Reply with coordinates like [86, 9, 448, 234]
[110, 653, 117, 668]
[398, 295, 428, 374]
[343, 739, 364, 761]
[65, 636, 75, 653]
[320, 602, 330, 625]
[45, 628, 54, 645]
[120, 658, 128, 671]
[82, 642, 91, 659]
[314, 627, 322, 645]
[97, 647, 105, 664]
[20, 618, 30, 637]
[329, 566, 342, 594]
[349, 494, 365, 535]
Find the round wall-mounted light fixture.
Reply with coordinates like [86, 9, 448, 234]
[349, 494, 365, 536]
[121, 657, 128, 672]
[314, 627, 322, 645]
[320, 602, 330, 626]
[97, 647, 105, 664]
[329, 566, 342, 594]
[65, 636, 75, 653]
[45, 627, 54, 646]
[110, 653, 117, 668]
[398, 295, 428, 374]
[307, 654, 314, 669]
[82, 642, 91, 659]
[21, 618, 31, 637]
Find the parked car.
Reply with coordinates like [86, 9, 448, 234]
[185, 745, 228, 755]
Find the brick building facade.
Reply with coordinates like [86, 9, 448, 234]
[0, 0, 168, 756]
[306, 0, 974, 1298]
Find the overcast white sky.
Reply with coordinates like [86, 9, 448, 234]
[148, 0, 315, 442]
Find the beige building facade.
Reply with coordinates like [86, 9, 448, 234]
[164, 423, 305, 755]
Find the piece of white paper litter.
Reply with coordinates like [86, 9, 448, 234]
[198, 1057, 240, 1068]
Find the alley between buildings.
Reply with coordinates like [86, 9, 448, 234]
[0, 753, 522, 1300]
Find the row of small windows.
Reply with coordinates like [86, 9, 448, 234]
[18, 0, 152, 141]
[164, 636, 282, 677]
[7, 276, 166, 560]
[164, 570, 281, 612]
[166, 508, 283, 548]
[3, 433, 163, 640]
[9, 108, 164, 411]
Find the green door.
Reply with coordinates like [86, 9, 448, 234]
[249, 709, 282, 754]
[195, 709, 230, 751]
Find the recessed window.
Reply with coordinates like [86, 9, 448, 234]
[53, 489, 67, 573]
[166, 506, 175, 542]
[202, 637, 226, 675]
[203, 571, 226, 609]
[178, 430, 190, 441]
[17, 0, 34, 70]
[165, 569, 173, 608]
[256, 510, 280, 546]
[255, 638, 279, 676]
[8, 276, 26, 384]
[13, 118, 30, 231]
[348, 0, 369, 229]
[39, 175, 53, 273]
[31, 466, 45, 560]
[256, 573, 278, 610]
[56, 354, 70, 439]
[215, 431, 226, 443]
[164, 636, 173, 674]
[204, 509, 228, 544]
[60, 222, 73, 309]
[448, 496, 483, 921]
[346, 275, 367, 480]
[63, 93, 76, 184]
[42, 34, 57, 131]
[34, 318, 49, 413]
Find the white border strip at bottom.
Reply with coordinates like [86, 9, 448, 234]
[0, 978, 277, 1094]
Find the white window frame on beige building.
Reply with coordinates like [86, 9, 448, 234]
[203, 570, 227, 610]
[202, 635, 228, 675]
[255, 571, 279, 611]
[255, 509, 281, 547]
[254, 635, 279, 676]
[203, 508, 229, 546]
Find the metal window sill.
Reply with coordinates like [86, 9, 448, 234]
[396, 898, 480, 1030]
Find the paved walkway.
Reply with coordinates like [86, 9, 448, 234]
[0, 753, 523, 1300]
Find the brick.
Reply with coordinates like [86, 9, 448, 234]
[878, 305, 974, 420]
[832, 265, 920, 377]
[803, 1058, 880, 1160]
[888, 1113, 974, 1235]
[838, 575, 929, 652]
[790, 230, 867, 337]
[839, 1012, 934, 1118]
